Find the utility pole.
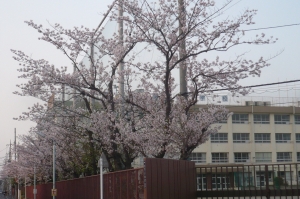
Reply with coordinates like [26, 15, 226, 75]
[8, 141, 11, 197]
[52, 140, 56, 199]
[178, 0, 187, 98]
[8, 141, 11, 163]
[62, 84, 65, 106]
[14, 128, 17, 199]
[118, 0, 125, 99]
[73, 64, 77, 109]
[14, 128, 16, 161]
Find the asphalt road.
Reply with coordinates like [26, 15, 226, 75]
[0, 194, 13, 199]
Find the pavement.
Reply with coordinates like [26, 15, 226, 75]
[0, 194, 14, 199]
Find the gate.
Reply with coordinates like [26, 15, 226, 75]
[196, 163, 300, 198]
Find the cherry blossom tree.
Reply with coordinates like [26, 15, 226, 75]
[1, 121, 98, 184]
[9, 0, 276, 173]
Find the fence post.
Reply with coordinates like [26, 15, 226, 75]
[265, 165, 270, 199]
[144, 158, 147, 199]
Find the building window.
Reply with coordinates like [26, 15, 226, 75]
[232, 114, 248, 124]
[222, 95, 228, 102]
[255, 133, 271, 143]
[254, 114, 270, 124]
[295, 115, 300, 124]
[297, 152, 300, 162]
[212, 174, 230, 189]
[274, 115, 290, 124]
[197, 174, 207, 190]
[234, 153, 250, 162]
[211, 133, 228, 143]
[199, 95, 206, 101]
[216, 119, 227, 124]
[189, 153, 206, 163]
[296, 134, 300, 143]
[278, 171, 292, 184]
[212, 153, 228, 163]
[277, 152, 292, 162]
[255, 152, 272, 163]
[233, 133, 250, 143]
[275, 133, 291, 143]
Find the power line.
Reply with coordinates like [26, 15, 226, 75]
[0, 147, 7, 152]
[241, 23, 300, 32]
[209, 79, 300, 92]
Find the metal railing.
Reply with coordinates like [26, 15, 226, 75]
[196, 163, 300, 199]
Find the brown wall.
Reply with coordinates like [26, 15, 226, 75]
[23, 158, 197, 199]
[23, 168, 143, 199]
[144, 158, 196, 199]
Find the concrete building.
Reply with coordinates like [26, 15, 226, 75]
[190, 104, 300, 188]
[191, 105, 300, 165]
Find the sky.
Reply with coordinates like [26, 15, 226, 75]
[0, 0, 300, 164]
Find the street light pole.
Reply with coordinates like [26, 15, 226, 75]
[99, 157, 103, 199]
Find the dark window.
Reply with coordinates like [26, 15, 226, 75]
[254, 114, 270, 124]
[212, 153, 228, 163]
[255, 133, 271, 143]
[211, 133, 228, 143]
[232, 114, 248, 124]
[189, 153, 206, 163]
[295, 115, 300, 124]
[233, 133, 250, 143]
[275, 133, 291, 143]
[296, 134, 300, 143]
[274, 115, 290, 124]
[277, 152, 292, 162]
[234, 153, 249, 162]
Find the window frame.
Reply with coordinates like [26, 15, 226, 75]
[296, 134, 300, 143]
[234, 153, 250, 162]
[216, 119, 227, 124]
[212, 153, 228, 163]
[211, 133, 228, 143]
[274, 115, 290, 124]
[295, 115, 300, 124]
[277, 152, 292, 162]
[255, 152, 272, 163]
[233, 133, 250, 143]
[222, 95, 228, 102]
[199, 95, 206, 101]
[255, 133, 271, 143]
[253, 114, 270, 124]
[232, 114, 249, 124]
[189, 153, 206, 163]
[275, 133, 291, 143]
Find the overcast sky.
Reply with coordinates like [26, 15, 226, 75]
[0, 0, 300, 163]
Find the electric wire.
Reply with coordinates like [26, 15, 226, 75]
[241, 23, 300, 32]
[0, 147, 7, 153]
[208, 79, 300, 92]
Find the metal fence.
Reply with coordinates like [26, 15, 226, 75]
[103, 167, 144, 199]
[21, 160, 300, 199]
[144, 158, 196, 199]
[196, 163, 300, 199]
